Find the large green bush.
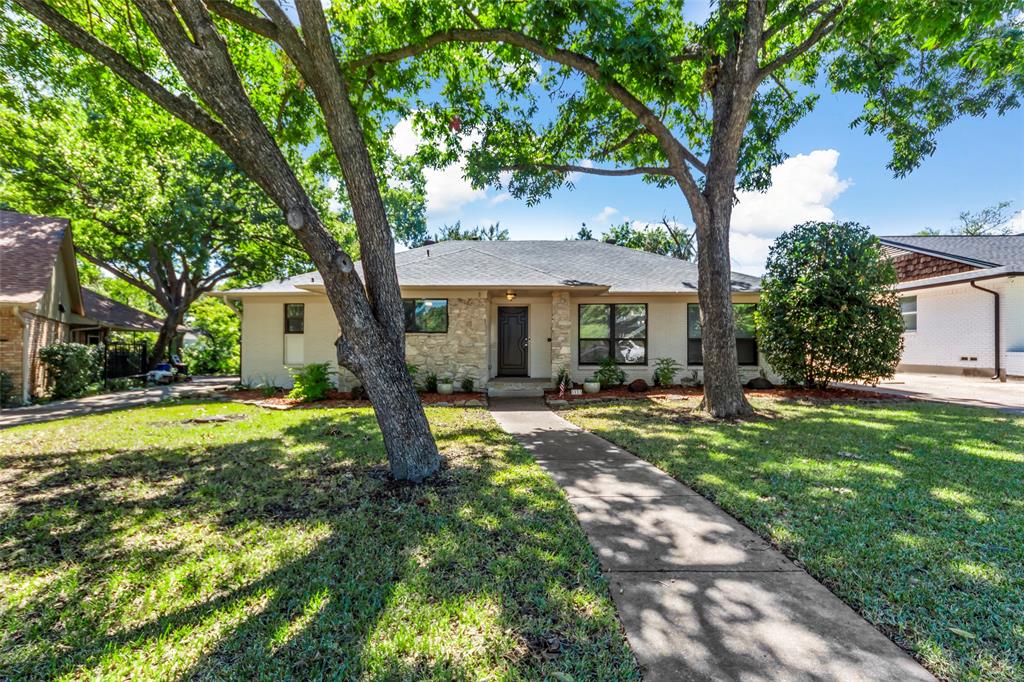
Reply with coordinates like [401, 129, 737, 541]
[38, 342, 103, 399]
[756, 221, 904, 388]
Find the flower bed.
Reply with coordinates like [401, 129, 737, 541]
[545, 385, 901, 406]
[229, 388, 487, 410]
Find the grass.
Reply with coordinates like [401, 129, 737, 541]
[0, 402, 638, 681]
[560, 396, 1023, 682]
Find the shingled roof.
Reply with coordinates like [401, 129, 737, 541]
[0, 211, 72, 303]
[880, 234, 1024, 270]
[223, 240, 761, 295]
[82, 288, 165, 332]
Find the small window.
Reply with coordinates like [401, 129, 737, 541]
[578, 303, 647, 365]
[901, 296, 917, 332]
[687, 303, 758, 366]
[403, 299, 448, 333]
[284, 303, 305, 333]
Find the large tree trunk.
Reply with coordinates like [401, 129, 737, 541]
[347, 339, 439, 481]
[149, 307, 184, 368]
[695, 193, 753, 418]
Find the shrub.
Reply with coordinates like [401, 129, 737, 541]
[38, 342, 103, 399]
[594, 358, 626, 389]
[756, 221, 904, 388]
[653, 357, 682, 387]
[555, 366, 573, 396]
[0, 370, 15, 406]
[422, 370, 438, 393]
[288, 362, 333, 402]
[460, 377, 475, 392]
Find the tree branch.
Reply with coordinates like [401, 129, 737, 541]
[11, 0, 235, 152]
[761, 0, 833, 44]
[76, 248, 162, 300]
[348, 28, 709, 180]
[757, 2, 845, 81]
[205, 0, 278, 40]
[503, 162, 674, 177]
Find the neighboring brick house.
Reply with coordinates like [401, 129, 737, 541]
[213, 240, 775, 396]
[880, 235, 1024, 379]
[0, 211, 164, 403]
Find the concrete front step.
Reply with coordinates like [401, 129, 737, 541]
[486, 378, 554, 398]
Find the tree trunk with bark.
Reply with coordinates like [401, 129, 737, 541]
[150, 305, 186, 366]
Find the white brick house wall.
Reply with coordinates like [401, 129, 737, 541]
[900, 276, 1023, 377]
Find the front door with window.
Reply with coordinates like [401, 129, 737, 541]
[498, 307, 529, 376]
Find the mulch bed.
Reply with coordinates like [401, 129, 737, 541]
[227, 388, 487, 410]
[545, 385, 901, 404]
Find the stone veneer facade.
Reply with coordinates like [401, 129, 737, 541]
[550, 291, 572, 380]
[335, 296, 490, 391]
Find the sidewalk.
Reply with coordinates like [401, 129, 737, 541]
[839, 372, 1024, 415]
[490, 398, 935, 682]
[0, 376, 237, 429]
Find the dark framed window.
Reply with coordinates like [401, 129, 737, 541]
[687, 303, 758, 366]
[900, 296, 917, 331]
[579, 303, 647, 365]
[403, 298, 448, 333]
[284, 303, 305, 333]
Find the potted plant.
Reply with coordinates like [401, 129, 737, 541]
[437, 374, 454, 395]
[583, 375, 601, 394]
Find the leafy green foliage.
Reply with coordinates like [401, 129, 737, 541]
[594, 358, 626, 389]
[183, 298, 240, 376]
[406, 220, 509, 247]
[459, 377, 475, 392]
[600, 220, 696, 261]
[421, 371, 439, 394]
[287, 363, 333, 402]
[919, 200, 1021, 236]
[756, 222, 904, 388]
[0, 370, 15, 407]
[653, 357, 683, 387]
[0, 402, 638, 680]
[564, 398, 1024, 682]
[555, 366, 574, 396]
[37, 342, 102, 399]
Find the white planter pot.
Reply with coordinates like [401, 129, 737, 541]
[437, 383, 454, 395]
[583, 381, 601, 394]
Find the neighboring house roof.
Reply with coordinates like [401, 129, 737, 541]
[880, 234, 1024, 269]
[0, 210, 73, 304]
[82, 288, 165, 332]
[879, 234, 1024, 290]
[221, 240, 761, 295]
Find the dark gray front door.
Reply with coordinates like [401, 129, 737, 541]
[498, 307, 529, 376]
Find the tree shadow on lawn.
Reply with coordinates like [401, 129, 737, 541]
[0, 404, 637, 681]
[567, 398, 1024, 680]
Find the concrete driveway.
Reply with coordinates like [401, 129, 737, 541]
[0, 376, 238, 429]
[840, 372, 1024, 414]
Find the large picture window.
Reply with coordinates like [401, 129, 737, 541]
[579, 303, 647, 365]
[687, 303, 758, 366]
[900, 296, 917, 331]
[284, 303, 305, 334]
[403, 299, 448, 333]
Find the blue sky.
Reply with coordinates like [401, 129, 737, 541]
[409, 88, 1023, 275]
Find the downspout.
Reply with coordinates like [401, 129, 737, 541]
[970, 281, 1003, 381]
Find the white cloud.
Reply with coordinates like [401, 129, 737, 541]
[489, 193, 512, 206]
[731, 149, 850, 235]
[390, 116, 488, 217]
[593, 205, 619, 223]
[1009, 209, 1024, 234]
[729, 232, 775, 277]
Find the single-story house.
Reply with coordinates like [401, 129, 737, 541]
[216, 239, 774, 395]
[880, 234, 1024, 379]
[0, 210, 165, 403]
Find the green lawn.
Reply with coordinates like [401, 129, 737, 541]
[560, 396, 1024, 682]
[0, 402, 638, 681]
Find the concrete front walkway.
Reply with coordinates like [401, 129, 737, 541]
[840, 372, 1024, 414]
[490, 398, 935, 682]
[0, 376, 237, 429]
